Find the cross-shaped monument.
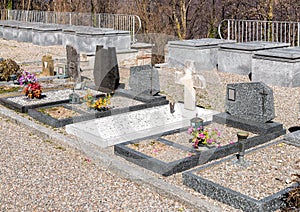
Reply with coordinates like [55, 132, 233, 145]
[175, 60, 206, 111]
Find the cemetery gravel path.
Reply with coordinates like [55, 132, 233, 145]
[0, 116, 194, 211]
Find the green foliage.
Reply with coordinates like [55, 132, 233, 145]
[7, 0, 13, 9]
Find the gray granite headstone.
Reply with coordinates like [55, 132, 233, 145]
[129, 65, 160, 95]
[66, 45, 80, 82]
[93, 45, 120, 92]
[226, 82, 275, 123]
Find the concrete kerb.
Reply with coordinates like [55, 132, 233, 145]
[0, 105, 221, 212]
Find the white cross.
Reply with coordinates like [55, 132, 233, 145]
[175, 60, 206, 111]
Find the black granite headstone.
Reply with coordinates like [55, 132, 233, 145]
[129, 65, 160, 96]
[225, 82, 275, 123]
[93, 45, 120, 92]
[66, 45, 80, 82]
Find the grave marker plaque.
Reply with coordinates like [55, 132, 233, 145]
[42, 55, 54, 76]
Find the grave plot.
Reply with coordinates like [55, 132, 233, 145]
[114, 135, 200, 177]
[114, 120, 285, 176]
[182, 140, 300, 211]
[28, 93, 169, 128]
[114, 82, 286, 176]
[0, 89, 103, 113]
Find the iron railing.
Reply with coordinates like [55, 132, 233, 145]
[218, 19, 300, 46]
[0, 9, 141, 43]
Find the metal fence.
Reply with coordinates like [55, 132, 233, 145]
[218, 19, 300, 46]
[0, 9, 141, 43]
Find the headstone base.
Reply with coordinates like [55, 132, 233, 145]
[213, 112, 285, 134]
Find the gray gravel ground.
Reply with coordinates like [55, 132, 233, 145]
[0, 116, 194, 211]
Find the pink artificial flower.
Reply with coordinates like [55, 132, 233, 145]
[217, 144, 222, 148]
[229, 141, 234, 144]
[153, 149, 159, 153]
[188, 127, 193, 134]
[199, 133, 205, 139]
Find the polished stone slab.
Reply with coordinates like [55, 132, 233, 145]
[66, 103, 218, 148]
[225, 82, 275, 123]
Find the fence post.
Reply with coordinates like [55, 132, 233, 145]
[227, 20, 230, 40]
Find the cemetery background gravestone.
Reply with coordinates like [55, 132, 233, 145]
[41, 55, 54, 76]
[66, 45, 81, 83]
[128, 65, 160, 96]
[213, 82, 285, 135]
[93, 45, 120, 93]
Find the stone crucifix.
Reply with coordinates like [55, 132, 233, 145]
[175, 60, 206, 111]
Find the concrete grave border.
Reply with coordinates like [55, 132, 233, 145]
[114, 122, 285, 176]
[27, 92, 169, 128]
[0, 94, 71, 113]
[182, 139, 299, 212]
[114, 135, 200, 177]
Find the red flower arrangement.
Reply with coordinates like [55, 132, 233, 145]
[18, 71, 42, 99]
[23, 82, 42, 99]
